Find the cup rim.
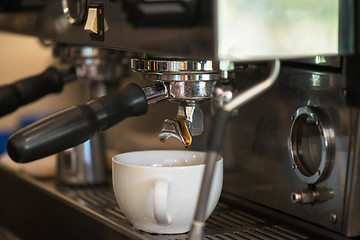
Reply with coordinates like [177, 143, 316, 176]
[112, 150, 223, 169]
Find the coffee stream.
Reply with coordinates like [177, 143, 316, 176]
[176, 118, 192, 148]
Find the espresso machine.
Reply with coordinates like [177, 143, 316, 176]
[0, 0, 360, 239]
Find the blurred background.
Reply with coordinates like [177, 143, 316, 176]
[0, 30, 186, 157]
[0, 31, 82, 132]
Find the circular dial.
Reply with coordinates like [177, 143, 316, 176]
[289, 106, 335, 184]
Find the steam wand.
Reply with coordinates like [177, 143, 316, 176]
[188, 59, 281, 239]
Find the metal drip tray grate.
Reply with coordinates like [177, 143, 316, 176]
[206, 226, 308, 240]
[53, 184, 309, 240]
[0, 166, 350, 240]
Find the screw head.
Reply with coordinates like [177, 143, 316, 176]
[341, 88, 347, 98]
[330, 213, 337, 223]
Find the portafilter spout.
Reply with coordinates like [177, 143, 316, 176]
[6, 83, 168, 163]
[159, 103, 204, 147]
[188, 59, 281, 240]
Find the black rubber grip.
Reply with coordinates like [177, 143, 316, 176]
[207, 109, 232, 152]
[0, 67, 68, 117]
[7, 83, 148, 163]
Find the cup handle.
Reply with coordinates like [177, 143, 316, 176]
[154, 178, 171, 225]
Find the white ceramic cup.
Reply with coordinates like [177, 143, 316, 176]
[112, 150, 223, 234]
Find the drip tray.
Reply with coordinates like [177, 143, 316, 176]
[57, 186, 307, 240]
[0, 166, 346, 240]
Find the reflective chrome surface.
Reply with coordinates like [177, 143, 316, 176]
[221, 67, 351, 234]
[131, 59, 216, 73]
[159, 119, 192, 147]
[289, 106, 335, 184]
[291, 187, 334, 204]
[223, 60, 280, 112]
[131, 58, 218, 101]
[132, 57, 219, 147]
[143, 83, 168, 106]
[57, 134, 107, 185]
[159, 104, 204, 147]
[55, 45, 129, 82]
[56, 45, 128, 185]
[167, 81, 215, 101]
[211, 80, 236, 113]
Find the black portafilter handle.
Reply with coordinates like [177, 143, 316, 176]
[7, 83, 148, 163]
[0, 67, 76, 117]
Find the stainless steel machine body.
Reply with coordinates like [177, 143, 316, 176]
[221, 63, 359, 236]
[0, 0, 360, 239]
[0, 0, 213, 59]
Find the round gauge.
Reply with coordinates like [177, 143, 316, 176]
[289, 106, 335, 184]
